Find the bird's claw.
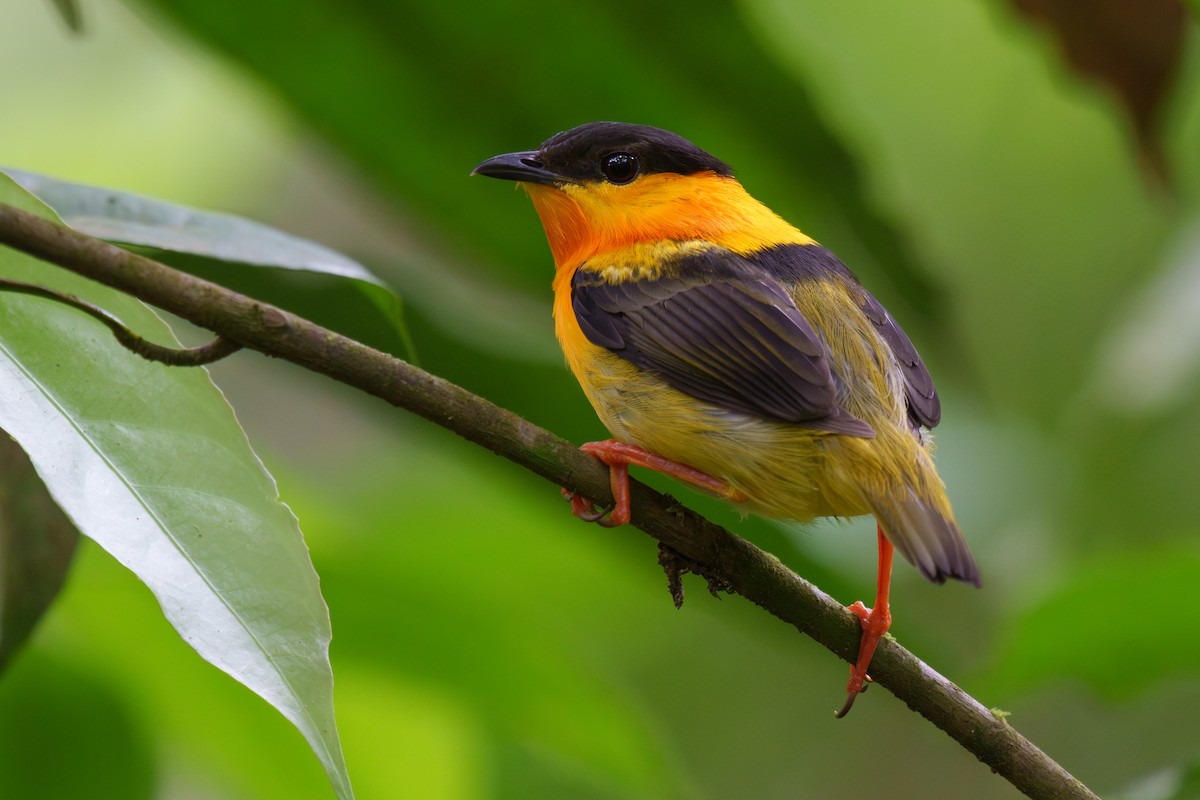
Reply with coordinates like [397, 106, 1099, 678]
[561, 488, 619, 526]
[847, 600, 872, 626]
[835, 590, 891, 718]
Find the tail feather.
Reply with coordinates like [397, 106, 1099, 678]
[869, 489, 981, 587]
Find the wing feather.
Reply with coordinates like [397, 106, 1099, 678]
[859, 291, 941, 429]
[572, 253, 873, 436]
[745, 243, 942, 431]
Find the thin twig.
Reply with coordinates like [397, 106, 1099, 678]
[0, 202, 1099, 800]
[0, 277, 241, 366]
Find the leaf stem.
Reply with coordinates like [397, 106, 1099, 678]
[0, 277, 240, 366]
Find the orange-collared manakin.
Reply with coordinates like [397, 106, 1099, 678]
[473, 122, 980, 716]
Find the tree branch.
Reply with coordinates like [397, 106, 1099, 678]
[0, 202, 1098, 800]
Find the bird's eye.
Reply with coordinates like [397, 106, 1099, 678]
[601, 153, 639, 185]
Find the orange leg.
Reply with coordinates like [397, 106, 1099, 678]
[563, 439, 747, 527]
[835, 524, 894, 718]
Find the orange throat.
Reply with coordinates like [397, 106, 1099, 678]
[523, 184, 594, 269]
[520, 173, 815, 273]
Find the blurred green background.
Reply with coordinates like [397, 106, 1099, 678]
[3, 0, 1200, 798]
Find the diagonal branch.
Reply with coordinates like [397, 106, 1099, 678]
[0, 202, 1098, 800]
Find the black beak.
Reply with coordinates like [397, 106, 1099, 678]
[471, 150, 565, 186]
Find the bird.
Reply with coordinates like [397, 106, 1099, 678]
[473, 121, 980, 716]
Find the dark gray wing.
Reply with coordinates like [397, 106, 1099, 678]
[572, 262, 874, 437]
[742, 242, 940, 431]
[858, 292, 940, 429]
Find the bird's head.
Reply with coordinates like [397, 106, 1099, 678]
[473, 122, 802, 268]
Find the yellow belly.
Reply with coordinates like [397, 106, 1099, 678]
[568, 341, 889, 519]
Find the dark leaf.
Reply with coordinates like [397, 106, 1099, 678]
[125, 0, 952, 345]
[48, 0, 82, 32]
[1008, 0, 1188, 186]
[0, 432, 79, 671]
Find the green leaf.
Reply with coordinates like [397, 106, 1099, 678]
[1000, 0, 1187, 187]
[126, 0, 947, 341]
[0, 431, 79, 671]
[48, 0, 83, 32]
[3, 168, 411, 359]
[1112, 760, 1200, 800]
[0, 178, 353, 799]
[0, 652, 157, 799]
[987, 545, 1200, 697]
[295, 444, 685, 800]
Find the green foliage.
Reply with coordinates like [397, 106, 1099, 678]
[0, 435, 78, 669]
[299, 441, 683, 799]
[6, 168, 412, 358]
[0, 175, 350, 797]
[129, 0, 945, 332]
[0, 651, 156, 798]
[989, 546, 1200, 697]
[48, 0, 82, 32]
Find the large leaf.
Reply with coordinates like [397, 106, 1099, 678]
[3, 167, 411, 359]
[0, 178, 352, 799]
[48, 0, 83, 32]
[986, 545, 1200, 697]
[1007, 0, 1188, 185]
[1113, 761, 1200, 800]
[0, 651, 156, 799]
[127, 0, 950, 343]
[303, 447, 685, 800]
[0, 431, 79, 671]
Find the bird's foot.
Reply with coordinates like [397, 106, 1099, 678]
[560, 484, 623, 527]
[562, 439, 746, 527]
[835, 599, 892, 718]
